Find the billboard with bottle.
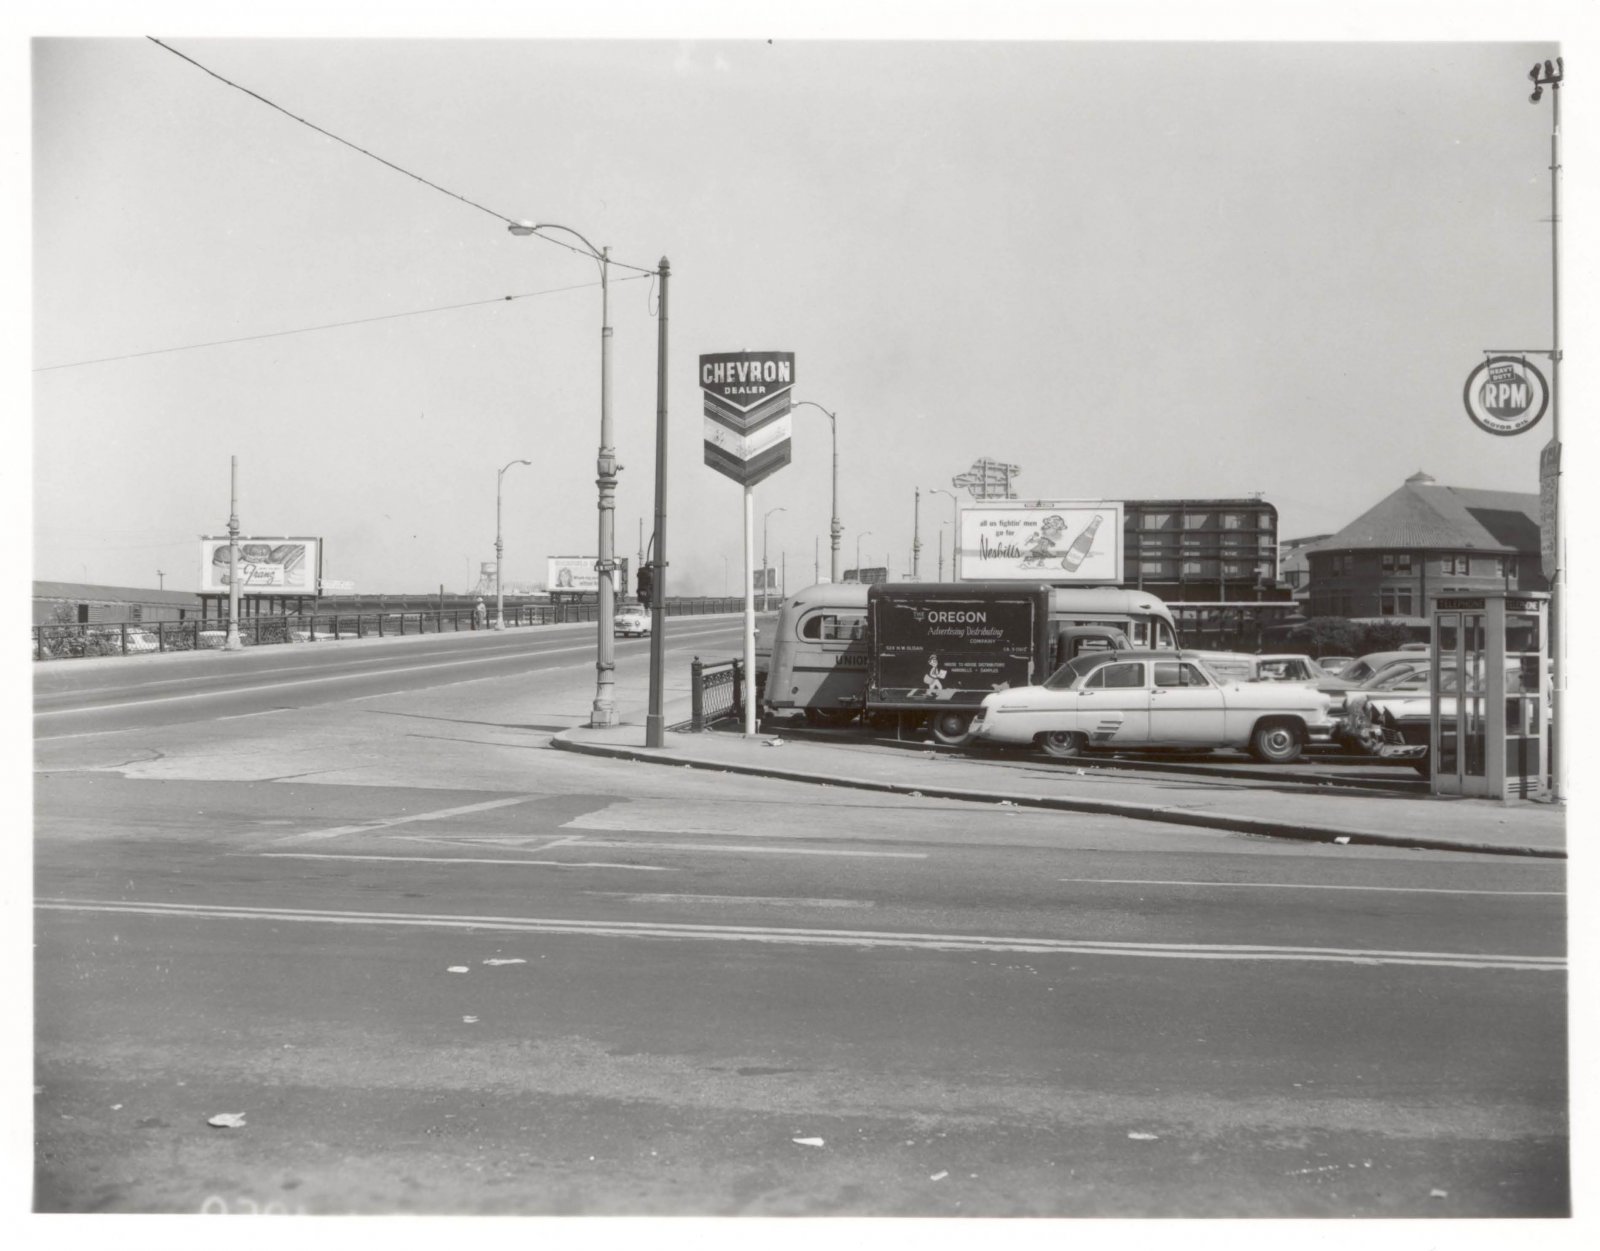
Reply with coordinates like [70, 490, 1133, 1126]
[957, 502, 1123, 584]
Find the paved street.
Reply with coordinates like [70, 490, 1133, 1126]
[33, 625, 1568, 1216]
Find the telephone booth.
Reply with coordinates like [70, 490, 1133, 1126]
[1430, 591, 1549, 799]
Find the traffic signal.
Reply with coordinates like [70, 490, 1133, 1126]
[636, 564, 654, 605]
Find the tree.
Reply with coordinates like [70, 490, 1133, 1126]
[1284, 616, 1363, 658]
[1358, 620, 1419, 653]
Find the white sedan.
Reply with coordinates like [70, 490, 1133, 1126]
[613, 608, 651, 638]
[969, 650, 1339, 763]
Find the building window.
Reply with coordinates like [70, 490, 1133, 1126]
[1141, 512, 1172, 531]
[1380, 589, 1396, 616]
[1381, 553, 1414, 574]
[1442, 556, 1456, 575]
[1221, 513, 1244, 530]
[1397, 588, 1413, 615]
[1183, 513, 1212, 530]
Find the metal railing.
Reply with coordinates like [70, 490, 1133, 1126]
[33, 597, 748, 662]
[687, 656, 744, 730]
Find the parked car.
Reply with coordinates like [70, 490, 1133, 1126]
[969, 650, 1339, 763]
[613, 606, 650, 638]
[123, 628, 161, 653]
[1317, 656, 1354, 676]
[1192, 652, 1357, 689]
[1340, 664, 1474, 771]
[1334, 650, 1428, 686]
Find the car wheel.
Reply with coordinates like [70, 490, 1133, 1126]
[1039, 730, 1086, 759]
[1250, 720, 1303, 764]
[804, 707, 857, 728]
[929, 711, 974, 746]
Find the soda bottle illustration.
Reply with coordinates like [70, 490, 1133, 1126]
[1061, 514, 1103, 573]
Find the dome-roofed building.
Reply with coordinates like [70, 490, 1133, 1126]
[1305, 471, 1546, 622]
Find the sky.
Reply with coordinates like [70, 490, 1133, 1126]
[24, 4, 1596, 598]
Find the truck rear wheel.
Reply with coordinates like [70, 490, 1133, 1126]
[930, 711, 974, 746]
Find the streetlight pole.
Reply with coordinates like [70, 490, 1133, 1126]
[1529, 57, 1565, 802]
[762, 506, 786, 611]
[508, 221, 618, 727]
[645, 258, 671, 748]
[495, 458, 531, 629]
[791, 401, 841, 582]
[224, 455, 242, 651]
[156, 570, 165, 591]
[930, 487, 960, 581]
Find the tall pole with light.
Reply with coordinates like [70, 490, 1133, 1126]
[495, 458, 531, 629]
[790, 401, 841, 582]
[508, 222, 618, 727]
[645, 258, 671, 748]
[912, 488, 922, 579]
[224, 455, 242, 651]
[929, 487, 960, 581]
[1528, 56, 1565, 802]
[762, 506, 786, 611]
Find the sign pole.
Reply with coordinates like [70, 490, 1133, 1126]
[224, 455, 242, 651]
[743, 485, 757, 735]
[645, 259, 669, 748]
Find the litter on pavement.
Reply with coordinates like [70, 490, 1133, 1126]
[929, 1171, 948, 1181]
[792, 1137, 825, 1147]
[482, 958, 526, 966]
[447, 966, 470, 973]
[207, 1113, 247, 1129]
[1128, 1132, 1159, 1141]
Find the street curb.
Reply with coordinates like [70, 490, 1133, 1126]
[550, 734, 1564, 860]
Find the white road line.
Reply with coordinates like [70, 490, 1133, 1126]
[270, 795, 544, 845]
[259, 853, 670, 872]
[36, 898, 1566, 971]
[589, 892, 873, 909]
[1057, 877, 1565, 898]
[33, 645, 595, 715]
[556, 838, 926, 859]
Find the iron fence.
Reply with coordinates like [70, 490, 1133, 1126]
[33, 598, 746, 662]
[687, 656, 745, 730]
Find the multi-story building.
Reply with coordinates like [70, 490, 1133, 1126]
[1304, 472, 1546, 620]
[1122, 498, 1283, 602]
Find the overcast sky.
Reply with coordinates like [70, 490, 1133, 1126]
[27, 7, 1591, 596]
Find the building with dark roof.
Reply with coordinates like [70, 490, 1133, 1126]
[1304, 472, 1546, 620]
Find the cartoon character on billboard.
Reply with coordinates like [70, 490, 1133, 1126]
[1018, 515, 1067, 568]
[922, 654, 948, 696]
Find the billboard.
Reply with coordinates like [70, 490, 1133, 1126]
[700, 350, 796, 487]
[546, 556, 629, 594]
[958, 502, 1123, 583]
[200, 537, 321, 593]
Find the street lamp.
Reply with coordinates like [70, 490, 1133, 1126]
[495, 458, 532, 629]
[156, 569, 165, 591]
[929, 487, 960, 581]
[508, 221, 619, 727]
[855, 530, 872, 580]
[790, 401, 841, 582]
[762, 506, 786, 611]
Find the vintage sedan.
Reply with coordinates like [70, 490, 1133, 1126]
[613, 607, 651, 638]
[969, 650, 1339, 763]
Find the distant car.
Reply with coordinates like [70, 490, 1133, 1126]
[613, 607, 650, 638]
[970, 650, 1339, 763]
[124, 629, 161, 653]
[1317, 657, 1354, 676]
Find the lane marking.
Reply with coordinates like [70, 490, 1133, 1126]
[589, 892, 873, 909]
[33, 646, 595, 716]
[270, 795, 545, 846]
[36, 898, 1566, 971]
[551, 838, 926, 859]
[1057, 877, 1564, 898]
[259, 853, 670, 872]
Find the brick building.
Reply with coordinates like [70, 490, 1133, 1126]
[1304, 472, 1546, 621]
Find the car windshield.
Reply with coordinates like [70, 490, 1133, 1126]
[1367, 663, 1441, 691]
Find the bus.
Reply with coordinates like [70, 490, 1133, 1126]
[762, 582, 1180, 727]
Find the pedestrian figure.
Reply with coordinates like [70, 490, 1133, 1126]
[473, 597, 488, 630]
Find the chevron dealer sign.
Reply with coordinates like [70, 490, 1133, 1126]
[700, 351, 796, 487]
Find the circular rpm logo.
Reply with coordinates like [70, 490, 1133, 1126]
[1463, 356, 1549, 436]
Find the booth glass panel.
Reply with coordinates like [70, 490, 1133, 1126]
[1462, 614, 1486, 777]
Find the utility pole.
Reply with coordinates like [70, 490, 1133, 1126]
[1529, 56, 1565, 802]
[224, 455, 242, 651]
[645, 258, 670, 748]
[912, 487, 922, 579]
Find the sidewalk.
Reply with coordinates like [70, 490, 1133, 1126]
[552, 720, 1567, 860]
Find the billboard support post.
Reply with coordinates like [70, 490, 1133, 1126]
[224, 455, 242, 651]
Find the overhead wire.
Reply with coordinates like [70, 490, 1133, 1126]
[34, 276, 650, 372]
[144, 37, 661, 277]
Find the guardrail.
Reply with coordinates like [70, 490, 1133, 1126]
[687, 656, 747, 731]
[33, 599, 746, 662]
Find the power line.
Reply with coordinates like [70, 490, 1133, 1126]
[145, 38, 661, 277]
[33, 276, 648, 372]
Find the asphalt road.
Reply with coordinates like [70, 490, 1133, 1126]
[33, 622, 1569, 1216]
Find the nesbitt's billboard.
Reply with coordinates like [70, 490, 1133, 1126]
[958, 502, 1123, 584]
